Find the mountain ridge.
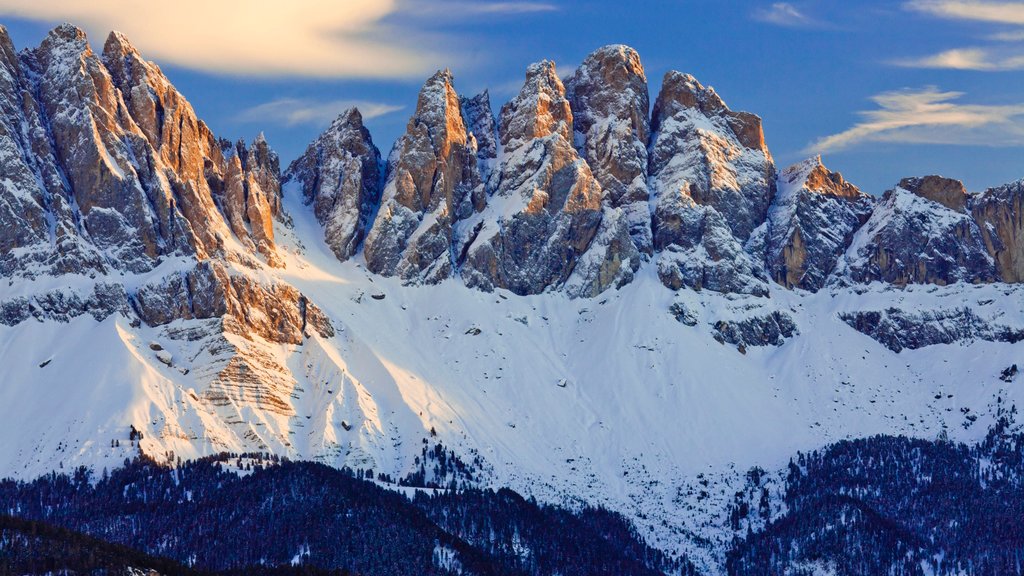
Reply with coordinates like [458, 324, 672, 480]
[1, 23, 1023, 575]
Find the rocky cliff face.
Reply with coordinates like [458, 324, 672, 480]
[759, 157, 874, 291]
[836, 177, 996, 286]
[457, 60, 639, 296]
[363, 70, 484, 284]
[0, 25, 337, 452]
[2, 31, 1023, 306]
[566, 45, 652, 255]
[284, 108, 382, 262]
[647, 71, 775, 295]
[972, 179, 1024, 282]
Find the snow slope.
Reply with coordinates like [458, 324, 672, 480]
[1, 187, 1021, 571]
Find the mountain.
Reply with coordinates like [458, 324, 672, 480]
[0, 25, 1023, 575]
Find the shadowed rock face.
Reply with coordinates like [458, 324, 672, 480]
[836, 180, 996, 286]
[285, 108, 382, 262]
[363, 70, 484, 284]
[761, 158, 874, 291]
[459, 90, 498, 174]
[972, 180, 1024, 282]
[566, 44, 653, 254]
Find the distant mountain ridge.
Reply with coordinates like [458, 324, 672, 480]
[0, 23, 1023, 576]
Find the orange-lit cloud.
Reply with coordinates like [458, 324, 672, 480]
[0, 0, 557, 78]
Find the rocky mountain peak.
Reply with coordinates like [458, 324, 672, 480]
[411, 68, 468, 157]
[567, 44, 649, 144]
[653, 71, 767, 154]
[459, 90, 498, 166]
[898, 175, 968, 212]
[363, 69, 482, 283]
[499, 60, 572, 149]
[783, 156, 863, 199]
[285, 106, 382, 262]
[566, 45, 652, 254]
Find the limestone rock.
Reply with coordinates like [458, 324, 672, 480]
[363, 70, 483, 284]
[760, 157, 874, 291]
[971, 179, 1024, 282]
[835, 181, 996, 286]
[647, 71, 774, 295]
[899, 176, 967, 212]
[566, 45, 652, 253]
[458, 61, 639, 296]
[285, 108, 382, 262]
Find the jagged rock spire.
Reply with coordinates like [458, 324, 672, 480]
[759, 157, 873, 290]
[363, 69, 483, 283]
[285, 107, 382, 261]
[566, 44, 652, 254]
[458, 59, 639, 296]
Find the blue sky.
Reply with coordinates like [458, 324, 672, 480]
[2, 0, 1023, 194]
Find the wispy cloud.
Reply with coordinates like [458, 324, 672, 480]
[805, 87, 1024, 153]
[0, 0, 557, 78]
[893, 46, 1024, 70]
[991, 29, 1024, 40]
[752, 2, 822, 27]
[905, 0, 1024, 24]
[234, 99, 404, 127]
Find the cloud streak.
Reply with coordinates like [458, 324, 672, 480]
[893, 46, 1024, 70]
[806, 87, 1024, 154]
[234, 99, 404, 128]
[905, 0, 1024, 24]
[0, 0, 556, 78]
[752, 3, 822, 27]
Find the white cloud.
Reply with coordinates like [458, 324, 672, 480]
[906, 0, 1024, 24]
[892, 46, 1024, 69]
[0, 0, 557, 78]
[806, 87, 1024, 154]
[752, 3, 821, 27]
[234, 99, 404, 127]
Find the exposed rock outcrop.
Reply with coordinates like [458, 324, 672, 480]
[459, 90, 498, 177]
[840, 307, 1024, 352]
[363, 70, 484, 284]
[647, 71, 774, 295]
[972, 179, 1024, 282]
[285, 109, 382, 261]
[759, 158, 874, 290]
[900, 175, 967, 212]
[835, 180, 996, 286]
[712, 311, 798, 349]
[457, 61, 639, 296]
[567, 45, 652, 253]
[134, 261, 333, 345]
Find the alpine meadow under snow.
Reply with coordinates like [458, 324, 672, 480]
[0, 23, 1023, 576]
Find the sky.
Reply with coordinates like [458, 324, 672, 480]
[1, 0, 1023, 194]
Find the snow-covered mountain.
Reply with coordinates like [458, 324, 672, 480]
[1, 26, 1023, 573]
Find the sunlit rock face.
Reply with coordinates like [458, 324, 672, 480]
[363, 70, 484, 284]
[285, 108, 382, 262]
[647, 71, 775, 295]
[456, 60, 639, 296]
[0, 25, 344, 455]
[834, 176, 997, 287]
[758, 157, 874, 291]
[566, 44, 652, 255]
